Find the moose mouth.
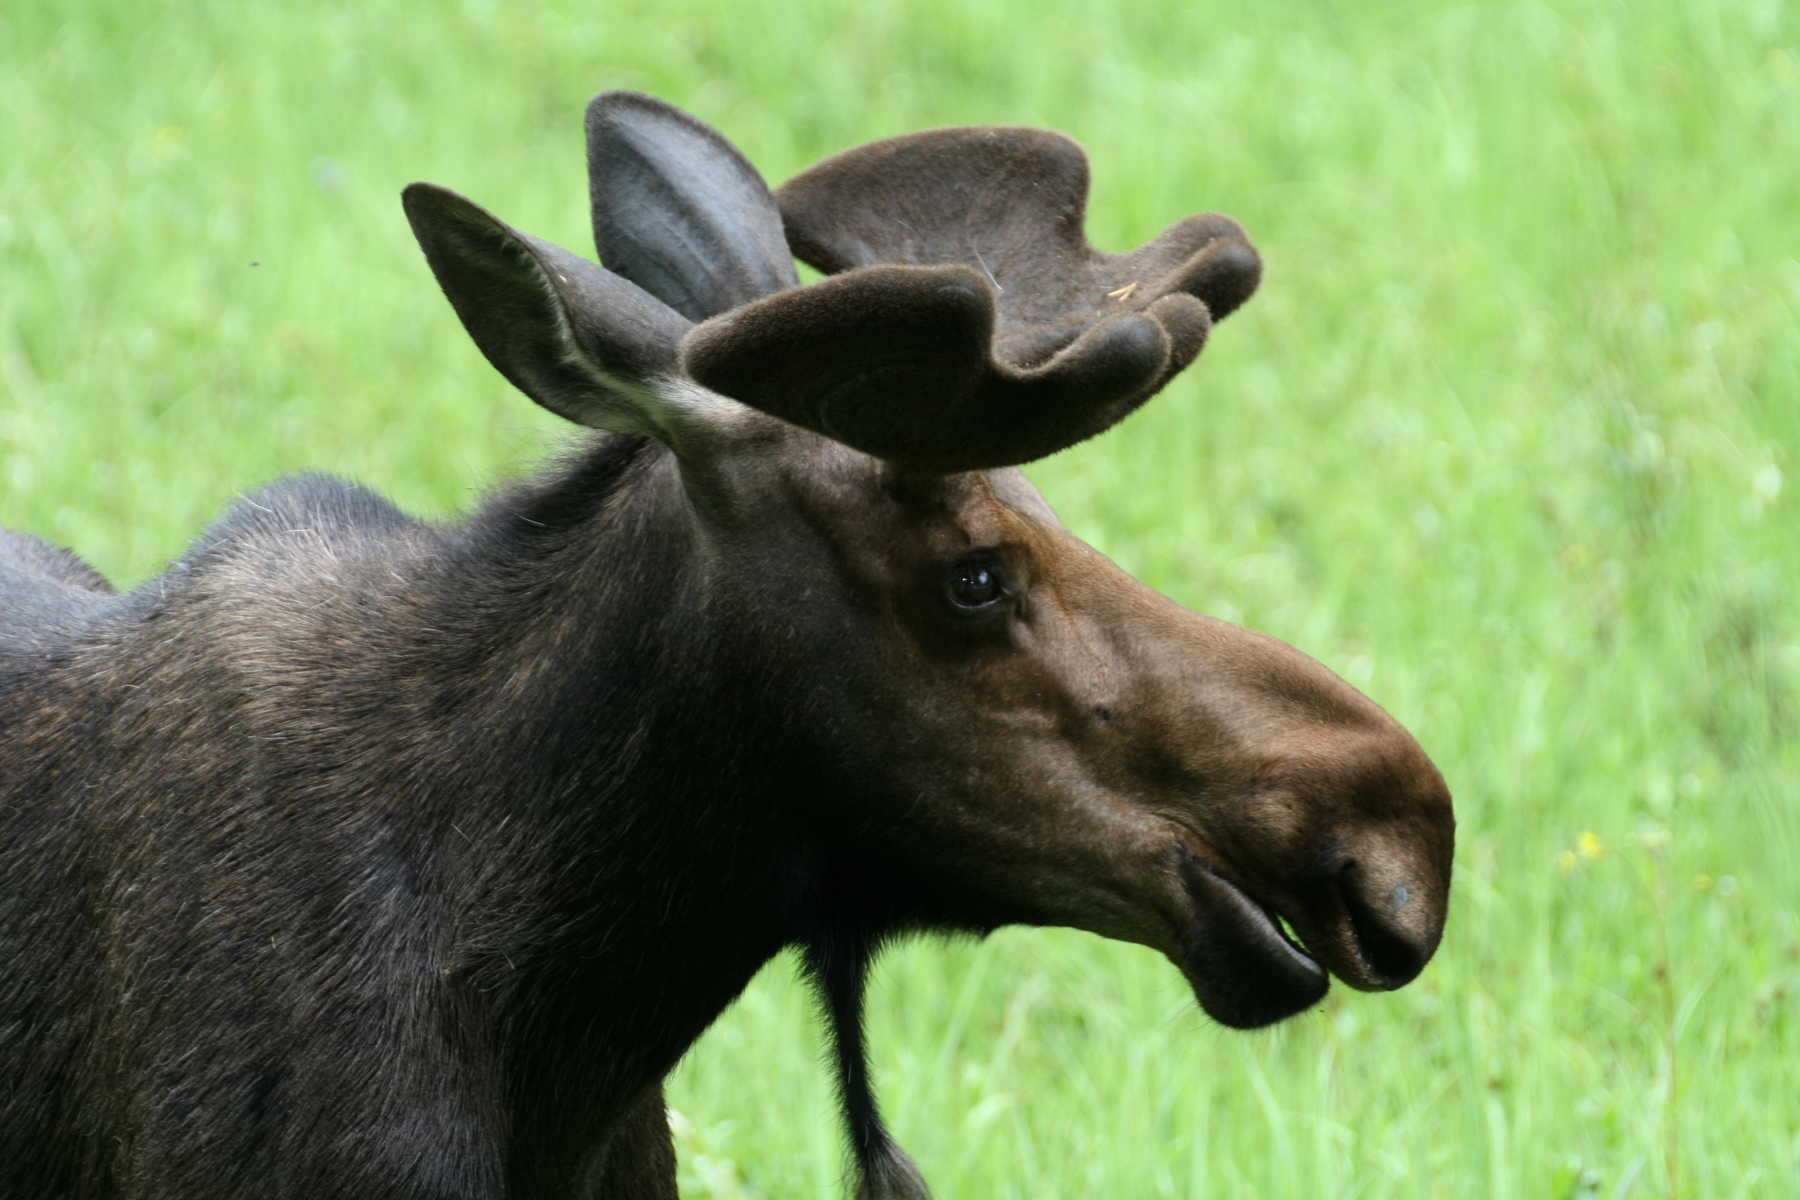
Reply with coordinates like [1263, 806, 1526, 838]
[1175, 853, 1328, 1029]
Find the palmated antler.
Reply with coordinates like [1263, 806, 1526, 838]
[680, 125, 1261, 473]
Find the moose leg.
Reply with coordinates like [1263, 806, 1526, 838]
[585, 1085, 678, 1200]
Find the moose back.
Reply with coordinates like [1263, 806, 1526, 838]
[0, 94, 1453, 1200]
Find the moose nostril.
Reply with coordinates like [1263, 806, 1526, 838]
[1335, 868, 1428, 989]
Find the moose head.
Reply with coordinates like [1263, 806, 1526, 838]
[395, 92, 1454, 1197]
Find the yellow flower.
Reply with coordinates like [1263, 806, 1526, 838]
[1577, 832, 1605, 860]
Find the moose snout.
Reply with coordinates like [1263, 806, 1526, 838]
[1328, 858, 1434, 989]
[1297, 823, 1450, 993]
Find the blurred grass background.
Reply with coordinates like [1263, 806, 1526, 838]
[3, 0, 1796, 1196]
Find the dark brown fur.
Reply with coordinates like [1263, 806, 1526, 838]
[0, 94, 1453, 1200]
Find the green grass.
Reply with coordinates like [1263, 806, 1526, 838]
[3, 0, 1796, 1196]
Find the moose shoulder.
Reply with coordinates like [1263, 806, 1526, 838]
[0, 93, 1453, 1200]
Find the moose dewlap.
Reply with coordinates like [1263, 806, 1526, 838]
[0, 93, 1453, 1200]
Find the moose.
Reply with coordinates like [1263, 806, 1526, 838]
[0, 93, 1453, 1199]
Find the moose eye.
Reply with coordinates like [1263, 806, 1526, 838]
[944, 558, 1011, 612]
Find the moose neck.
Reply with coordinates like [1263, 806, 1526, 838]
[406, 434, 820, 1174]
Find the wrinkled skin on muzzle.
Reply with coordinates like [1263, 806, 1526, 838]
[707, 436, 1454, 1030]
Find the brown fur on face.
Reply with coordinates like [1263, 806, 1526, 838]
[0, 93, 1453, 1200]
[747, 441, 1453, 1018]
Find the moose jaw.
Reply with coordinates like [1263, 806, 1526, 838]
[0, 93, 1454, 1200]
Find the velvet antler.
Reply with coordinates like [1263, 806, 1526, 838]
[679, 125, 1261, 474]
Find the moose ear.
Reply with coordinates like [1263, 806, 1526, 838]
[403, 182, 709, 440]
[586, 92, 800, 322]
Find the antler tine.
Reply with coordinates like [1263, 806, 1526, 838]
[676, 126, 1260, 474]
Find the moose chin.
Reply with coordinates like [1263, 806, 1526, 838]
[0, 92, 1453, 1200]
